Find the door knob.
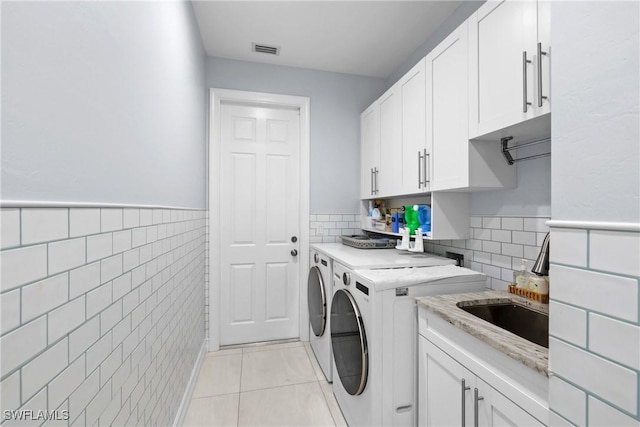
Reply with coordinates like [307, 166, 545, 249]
[291, 249, 298, 257]
[291, 236, 298, 243]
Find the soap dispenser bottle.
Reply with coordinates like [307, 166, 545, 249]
[514, 259, 529, 288]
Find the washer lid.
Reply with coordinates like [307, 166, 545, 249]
[330, 289, 368, 396]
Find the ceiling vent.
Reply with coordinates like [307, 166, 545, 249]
[252, 43, 280, 56]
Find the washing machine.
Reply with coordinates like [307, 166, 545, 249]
[308, 248, 333, 382]
[330, 262, 487, 427]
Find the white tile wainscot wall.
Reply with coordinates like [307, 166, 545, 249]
[309, 214, 361, 243]
[0, 207, 206, 426]
[547, 225, 640, 426]
[426, 215, 551, 290]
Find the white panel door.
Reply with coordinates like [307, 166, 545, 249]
[220, 103, 300, 345]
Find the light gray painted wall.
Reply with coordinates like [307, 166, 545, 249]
[206, 56, 387, 213]
[1, 1, 207, 209]
[551, 1, 639, 223]
[385, 0, 485, 88]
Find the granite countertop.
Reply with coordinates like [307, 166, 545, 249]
[417, 290, 549, 376]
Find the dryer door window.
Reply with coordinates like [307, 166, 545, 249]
[330, 289, 368, 395]
[308, 266, 326, 336]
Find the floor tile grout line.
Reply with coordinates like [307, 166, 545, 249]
[237, 348, 244, 427]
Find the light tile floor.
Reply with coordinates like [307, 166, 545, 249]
[183, 341, 347, 427]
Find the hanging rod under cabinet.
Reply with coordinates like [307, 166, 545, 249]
[501, 136, 551, 165]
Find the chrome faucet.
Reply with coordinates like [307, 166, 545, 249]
[531, 232, 550, 276]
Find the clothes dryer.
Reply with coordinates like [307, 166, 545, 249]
[330, 262, 486, 427]
[308, 248, 333, 382]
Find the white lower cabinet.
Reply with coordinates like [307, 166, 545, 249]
[419, 336, 545, 427]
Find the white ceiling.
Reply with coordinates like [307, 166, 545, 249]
[192, 1, 463, 79]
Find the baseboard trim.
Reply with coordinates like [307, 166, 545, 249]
[173, 339, 207, 427]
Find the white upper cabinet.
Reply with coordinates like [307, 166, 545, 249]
[378, 86, 399, 197]
[360, 102, 380, 199]
[428, 20, 515, 191]
[397, 59, 429, 195]
[468, 0, 551, 140]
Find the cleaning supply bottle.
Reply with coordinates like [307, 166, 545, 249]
[514, 259, 529, 288]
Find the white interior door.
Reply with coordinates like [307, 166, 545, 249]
[219, 102, 300, 346]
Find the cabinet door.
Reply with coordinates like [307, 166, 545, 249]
[469, 0, 538, 138]
[378, 87, 399, 197]
[475, 379, 546, 427]
[427, 21, 469, 191]
[398, 58, 427, 195]
[360, 103, 379, 199]
[419, 336, 475, 426]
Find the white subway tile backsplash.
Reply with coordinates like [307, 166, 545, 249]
[466, 239, 482, 251]
[589, 313, 640, 370]
[22, 273, 69, 322]
[113, 272, 132, 301]
[474, 228, 491, 240]
[1, 208, 20, 249]
[482, 264, 502, 280]
[501, 217, 524, 231]
[524, 217, 549, 233]
[0, 317, 47, 376]
[49, 237, 86, 274]
[1, 244, 48, 292]
[523, 245, 541, 261]
[549, 375, 586, 426]
[551, 265, 638, 322]
[588, 396, 639, 427]
[501, 242, 524, 258]
[101, 301, 124, 335]
[482, 217, 501, 229]
[49, 296, 86, 342]
[147, 225, 158, 243]
[69, 261, 101, 299]
[482, 240, 501, 254]
[21, 338, 68, 401]
[86, 332, 113, 374]
[590, 230, 640, 277]
[549, 301, 587, 347]
[113, 229, 132, 254]
[1, 371, 21, 413]
[550, 338, 637, 414]
[101, 254, 123, 283]
[86, 283, 113, 318]
[512, 231, 537, 246]
[22, 208, 69, 244]
[139, 209, 152, 226]
[491, 229, 511, 243]
[48, 355, 86, 411]
[87, 233, 113, 263]
[1, 208, 205, 426]
[152, 209, 163, 225]
[473, 251, 491, 265]
[85, 380, 112, 426]
[1, 289, 20, 334]
[16, 387, 47, 427]
[123, 208, 140, 229]
[491, 254, 512, 269]
[69, 316, 100, 361]
[550, 228, 588, 267]
[548, 411, 575, 427]
[470, 216, 482, 228]
[330, 214, 342, 222]
[101, 208, 123, 232]
[70, 208, 101, 238]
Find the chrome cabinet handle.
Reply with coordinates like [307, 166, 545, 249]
[473, 388, 484, 427]
[370, 168, 374, 196]
[423, 149, 430, 186]
[461, 379, 471, 426]
[374, 168, 379, 194]
[537, 42, 548, 107]
[418, 150, 423, 188]
[522, 51, 532, 113]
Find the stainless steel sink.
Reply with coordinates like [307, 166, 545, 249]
[456, 301, 549, 348]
